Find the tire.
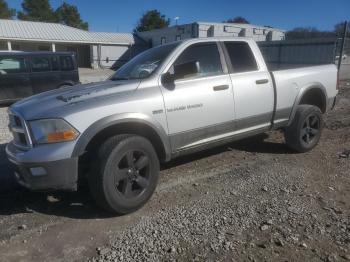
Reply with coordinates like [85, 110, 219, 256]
[285, 105, 323, 153]
[88, 135, 160, 214]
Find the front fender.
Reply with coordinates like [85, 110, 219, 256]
[71, 112, 171, 161]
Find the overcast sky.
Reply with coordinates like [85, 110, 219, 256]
[7, 0, 350, 32]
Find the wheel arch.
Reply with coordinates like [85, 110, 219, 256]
[72, 113, 171, 163]
[288, 83, 328, 126]
[57, 81, 75, 88]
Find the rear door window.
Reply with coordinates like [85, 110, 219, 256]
[224, 42, 258, 73]
[0, 57, 26, 75]
[31, 57, 51, 72]
[51, 56, 60, 71]
[60, 56, 74, 71]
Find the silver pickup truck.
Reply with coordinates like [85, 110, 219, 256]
[6, 37, 338, 214]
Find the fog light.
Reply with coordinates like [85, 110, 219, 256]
[30, 167, 47, 177]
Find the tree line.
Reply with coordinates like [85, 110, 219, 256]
[0, 0, 347, 39]
[0, 0, 88, 30]
[286, 24, 348, 40]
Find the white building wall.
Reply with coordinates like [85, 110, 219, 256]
[91, 45, 99, 69]
[211, 24, 283, 41]
[138, 24, 194, 46]
[138, 22, 285, 46]
[99, 45, 130, 68]
[271, 31, 285, 41]
[198, 24, 212, 37]
[90, 44, 147, 69]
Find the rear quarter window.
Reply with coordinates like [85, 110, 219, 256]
[0, 57, 26, 74]
[60, 56, 75, 71]
[224, 42, 258, 73]
[31, 57, 51, 72]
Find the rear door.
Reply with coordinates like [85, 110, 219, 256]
[160, 41, 236, 151]
[30, 55, 61, 94]
[59, 55, 79, 84]
[0, 55, 31, 103]
[223, 41, 274, 131]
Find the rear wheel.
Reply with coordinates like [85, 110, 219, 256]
[285, 105, 323, 152]
[88, 135, 160, 214]
[58, 84, 73, 89]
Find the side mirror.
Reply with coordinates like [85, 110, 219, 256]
[139, 70, 151, 79]
[174, 60, 200, 79]
[161, 72, 175, 88]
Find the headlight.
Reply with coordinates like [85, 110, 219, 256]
[29, 119, 79, 144]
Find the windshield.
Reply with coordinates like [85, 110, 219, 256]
[111, 42, 180, 81]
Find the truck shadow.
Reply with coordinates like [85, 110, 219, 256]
[0, 133, 292, 219]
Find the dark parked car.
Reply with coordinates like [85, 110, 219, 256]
[0, 51, 79, 105]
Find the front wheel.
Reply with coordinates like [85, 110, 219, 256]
[88, 135, 160, 214]
[285, 105, 323, 153]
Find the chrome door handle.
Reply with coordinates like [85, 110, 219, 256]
[256, 79, 269, 85]
[213, 85, 229, 91]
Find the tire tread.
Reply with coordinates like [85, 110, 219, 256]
[285, 105, 323, 152]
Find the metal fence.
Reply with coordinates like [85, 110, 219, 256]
[258, 38, 339, 70]
[257, 22, 350, 80]
[338, 36, 350, 62]
[338, 37, 350, 80]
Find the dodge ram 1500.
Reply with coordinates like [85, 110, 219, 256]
[6, 37, 338, 214]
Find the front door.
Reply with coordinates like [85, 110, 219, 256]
[160, 42, 235, 151]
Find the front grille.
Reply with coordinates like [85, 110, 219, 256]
[14, 116, 22, 127]
[18, 133, 27, 145]
[8, 110, 32, 150]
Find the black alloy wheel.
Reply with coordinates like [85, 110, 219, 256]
[300, 113, 320, 146]
[285, 105, 323, 153]
[89, 135, 160, 214]
[114, 150, 151, 199]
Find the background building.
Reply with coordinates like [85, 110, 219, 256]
[0, 19, 147, 68]
[137, 22, 285, 46]
[0, 19, 286, 69]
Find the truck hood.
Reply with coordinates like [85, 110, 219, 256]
[11, 79, 141, 120]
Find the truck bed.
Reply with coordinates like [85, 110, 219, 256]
[271, 64, 338, 123]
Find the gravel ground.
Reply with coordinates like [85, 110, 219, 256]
[93, 157, 350, 262]
[0, 84, 349, 262]
[0, 107, 11, 144]
[79, 68, 114, 84]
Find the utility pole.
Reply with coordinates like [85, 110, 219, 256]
[338, 21, 348, 70]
